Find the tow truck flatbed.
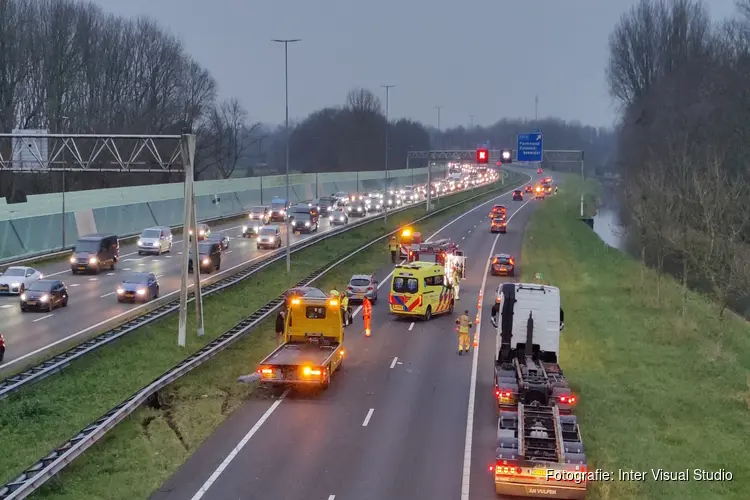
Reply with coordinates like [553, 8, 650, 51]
[264, 342, 339, 366]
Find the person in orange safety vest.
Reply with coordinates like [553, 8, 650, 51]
[362, 296, 373, 336]
[455, 310, 472, 355]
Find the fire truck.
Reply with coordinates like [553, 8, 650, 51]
[404, 238, 466, 282]
[398, 227, 423, 259]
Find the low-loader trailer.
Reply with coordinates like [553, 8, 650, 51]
[257, 294, 346, 389]
[490, 283, 588, 499]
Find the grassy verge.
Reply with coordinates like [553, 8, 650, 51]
[520, 174, 750, 500]
[0, 174, 525, 497]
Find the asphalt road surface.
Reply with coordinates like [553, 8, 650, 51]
[0, 203, 419, 369]
[151, 174, 540, 500]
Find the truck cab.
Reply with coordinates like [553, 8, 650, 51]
[489, 283, 587, 499]
[257, 295, 346, 389]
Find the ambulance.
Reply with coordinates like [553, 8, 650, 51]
[389, 239, 466, 321]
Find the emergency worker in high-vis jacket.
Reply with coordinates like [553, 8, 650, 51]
[452, 270, 461, 300]
[455, 310, 473, 355]
[341, 294, 350, 326]
[388, 236, 399, 263]
[363, 296, 373, 336]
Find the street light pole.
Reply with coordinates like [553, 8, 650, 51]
[381, 85, 394, 223]
[273, 38, 300, 274]
[60, 115, 70, 249]
[469, 114, 475, 128]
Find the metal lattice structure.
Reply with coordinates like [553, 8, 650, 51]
[0, 133, 184, 172]
[407, 149, 584, 163]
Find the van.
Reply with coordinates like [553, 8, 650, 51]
[188, 241, 222, 273]
[388, 261, 454, 321]
[70, 233, 119, 274]
[137, 226, 173, 255]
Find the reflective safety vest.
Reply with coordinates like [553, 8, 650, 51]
[341, 295, 349, 309]
[389, 241, 398, 251]
[457, 314, 471, 333]
[453, 273, 460, 287]
[363, 299, 372, 317]
[330, 290, 341, 297]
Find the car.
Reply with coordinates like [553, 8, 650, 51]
[117, 272, 159, 303]
[384, 195, 402, 208]
[207, 233, 230, 251]
[70, 233, 119, 274]
[512, 190, 523, 201]
[534, 186, 545, 199]
[137, 226, 173, 255]
[524, 185, 533, 193]
[366, 196, 383, 212]
[248, 206, 271, 225]
[329, 209, 349, 225]
[345, 274, 378, 303]
[347, 201, 367, 217]
[257, 225, 282, 249]
[269, 199, 288, 222]
[288, 203, 320, 224]
[20, 279, 69, 312]
[0, 266, 43, 294]
[188, 223, 210, 241]
[0, 332, 5, 363]
[315, 197, 338, 216]
[490, 218, 507, 233]
[333, 191, 349, 204]
[188, 242, 221, 273]
[290, 213, 318, 233]
[242, 222, 262, 238]
[490, 254, 515, 276]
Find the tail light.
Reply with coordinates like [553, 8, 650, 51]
[492, 461, 522, 475]
[509, 258, 514, 265]
[495, 388, 513, 400]
[347, 286, 354, 291]
[559, 394, 577, 405]
[367, 286, 374, 291]
[258, 367, 273, 375]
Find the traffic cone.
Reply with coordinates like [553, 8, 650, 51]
[473, 333, 479, 347]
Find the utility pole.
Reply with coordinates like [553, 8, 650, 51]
[258, 136, 265, 205]
[435, 106, 442, 133]
[272, 38, 301, 274]
[382, 85, 394, 223]
[535, 95, 539, 122]
[469, 114, 475, 128]
[60, 116, 70, 249]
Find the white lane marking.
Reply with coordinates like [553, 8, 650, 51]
[123, 268, 131, 271]
[408, 322, 414, 331]
[390, 357, 398, 369]
[106, 272, 115, 276]
[1, 304, 13, 309]
[165, 255, 172, 258]
[69, 283, 80, 287]
[156, 274, 163, 278]
[100, 292, 115, 298]
[124, 258, 140, 262]
[88, 278, 98, 281]
[177, 251, 183, 255]
[226, 250, 233, 254]
[362, 408, 375, 427]
[189, 390, 289, 500]
[328, 496, 336, 500]
[461, 236, 465, 240]
[461, 196, 533, 500]
[33, 314, 54, 322]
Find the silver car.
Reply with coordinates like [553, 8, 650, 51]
[345, 274, 378, 303]
[137, 226, 173, 255]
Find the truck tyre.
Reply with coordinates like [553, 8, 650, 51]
[423, 305, 432, 321]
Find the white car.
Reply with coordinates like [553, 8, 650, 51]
[0, 266, 43, 295]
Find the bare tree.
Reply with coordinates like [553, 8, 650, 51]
[200, 98, 257, 179]
[345, 88, 382, 115]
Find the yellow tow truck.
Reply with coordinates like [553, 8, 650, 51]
[256, 295, 346, 389]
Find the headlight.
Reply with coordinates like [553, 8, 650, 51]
[376, 204, 382, 209]
[117, 288, 124, 294]
[89, 257, 97, 264]
[70, 256, 75, 263]
[357, 207, 362, 212]
[202, 258, 210, 265]
[10, 282, 20, 288]
[253, 226, 260, 232]
[199, 230, 205, 235]
[242, 225, 248, 232]
[340, 216, 345, 221]
[304, 222, 310, 227]
[40, 294, 49, 302]
[189, 229, 193, 235]
[136, 289, 146, 296]
[280, 210, 286, 215]
[20, 293, 26, 301]
[329, 216, 333, 221]
[137, 239, 143, 246]
[328, 206, 333, 210]
[291, 221, 296, 226]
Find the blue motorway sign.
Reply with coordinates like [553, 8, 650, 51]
[517, 132, 543, 162]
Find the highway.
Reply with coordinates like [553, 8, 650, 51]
[151, 176, 538, 500]
[0, 205, 410, 369]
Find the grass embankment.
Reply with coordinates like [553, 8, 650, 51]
[521, 174, 750, 500]
[0, 174, 525, 499]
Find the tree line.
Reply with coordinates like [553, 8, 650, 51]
[607, 0, 750, 314]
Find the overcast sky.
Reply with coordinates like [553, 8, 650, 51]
[91, 0, 738, 129]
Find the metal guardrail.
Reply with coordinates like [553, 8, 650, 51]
[0, 171, 527, 500]
[0, 178, 515, 399]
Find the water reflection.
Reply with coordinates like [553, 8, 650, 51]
[593, 207, 626, 250]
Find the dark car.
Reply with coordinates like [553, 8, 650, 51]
[188, 223, 211, 241]
[315, 197, 338, 216]
[329, 209, 348, 225]
[188, 242, 222, 273]
[70, 233, 119, 274]
[490, 254, 515, 276]
[490, 218, 507, 233]
[117, 272, 159, 303]
[384, 195, 402, 209]
[248, 206, 270, 224]
[20, 279, 69, 312]
[288, 203, 320, 224]
[269, 199, 288, 222]
[207, 233, 230, 251]
[290, 212, 318, 233]
[242, 221, 262, 238]
[0, 333, 6, 363]
[512, 190, 523, 201]
[524, 185, 533, 193]
[257, 226, 282, 249]
[348, 201, 367, 217]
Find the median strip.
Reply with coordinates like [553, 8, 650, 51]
[0, 174, 525, 497]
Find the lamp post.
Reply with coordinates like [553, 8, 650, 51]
[381, 85, 394, 223]
[272, 38, 301, 273]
